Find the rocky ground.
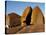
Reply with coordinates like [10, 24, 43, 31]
[5, 23, 45, 34]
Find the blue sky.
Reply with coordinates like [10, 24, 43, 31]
[6, 1, 45, 16]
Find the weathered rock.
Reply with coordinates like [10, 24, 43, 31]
[6, 13, 21, 28]
[20, 6, 45, 33]
[21, 6, 32, 27]
[31, 6, 44, 24]
[8, 13, 21, 27]
[30, 6, 45, 32]
[5, 13, 21, 34]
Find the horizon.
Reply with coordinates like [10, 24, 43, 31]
[6, 1, 45, 16]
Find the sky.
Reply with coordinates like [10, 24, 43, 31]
[6, 1, 45, 16]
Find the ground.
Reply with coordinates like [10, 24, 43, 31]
[6, 23, 44, 34]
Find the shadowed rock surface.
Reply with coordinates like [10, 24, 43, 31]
[21, 6, 32, 26]
[8, 13, 21, 27]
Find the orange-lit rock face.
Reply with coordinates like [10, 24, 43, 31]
[30, 6, 45, 32]
[32, 6, 41, 14]
[22, 7, 31, 17]
[31, 6, 44, 24]
[21, 7, 32, 26]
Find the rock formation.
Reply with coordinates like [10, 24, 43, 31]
[21, 6, 32, 27]
[7, 13, 21, 27]
[6, 6, 45, 34]
[30, 6, 45, 32]
[31, 6, 44, 24]
[21, 6, 45, 32]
